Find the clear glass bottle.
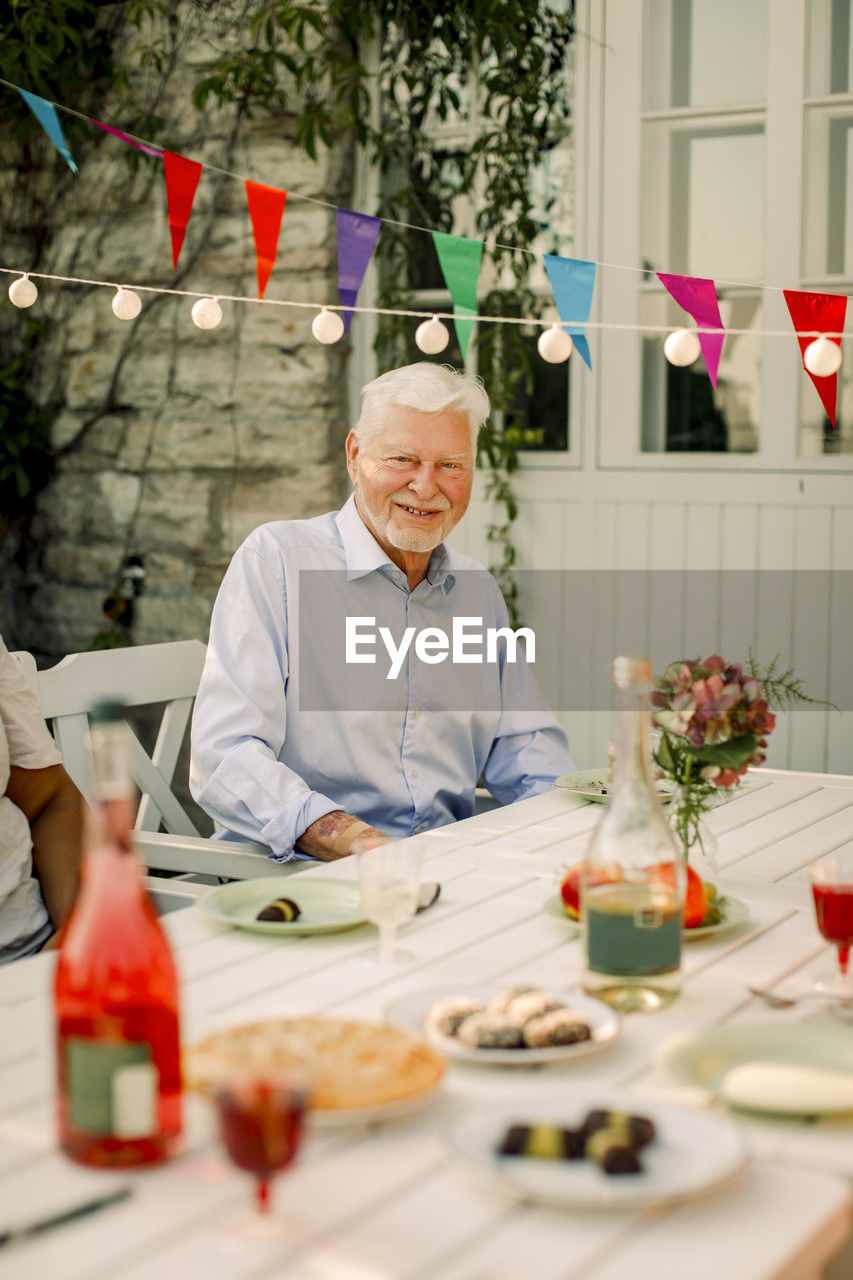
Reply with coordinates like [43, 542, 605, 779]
[581, 656, 685, 1013]
[54, 700, 182, 1166]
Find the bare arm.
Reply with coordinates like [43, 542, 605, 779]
[6, 763, 83, 941]
[294, 809, 392, 861]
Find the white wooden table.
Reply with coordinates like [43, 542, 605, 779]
[1, 768, 852, 1280]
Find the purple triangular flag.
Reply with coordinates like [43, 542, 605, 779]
[336, 208, 381, 333]
[657, 273, 725, 388]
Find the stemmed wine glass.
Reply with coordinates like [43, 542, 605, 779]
[358, 839, 423, 965]
[808, 851, 853, 1008]
[213, 1062, 311, 1239]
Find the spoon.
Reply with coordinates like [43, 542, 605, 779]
[747, 984, 852, 1009]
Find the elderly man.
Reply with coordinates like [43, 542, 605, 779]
[190, 362, 574, 862]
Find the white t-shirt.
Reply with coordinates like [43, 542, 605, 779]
[0, 636, 61, 961]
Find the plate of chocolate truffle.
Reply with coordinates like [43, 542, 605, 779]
[384, 983, 620, 1066]
[447, 1091, 749, 1207]
[200, 876, 367, 936]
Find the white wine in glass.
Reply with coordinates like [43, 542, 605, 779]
[358, 841, 422, 965]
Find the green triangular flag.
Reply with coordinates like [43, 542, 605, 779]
[431, 231, 483, 359]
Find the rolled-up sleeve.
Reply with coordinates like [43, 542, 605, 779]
[189, 545, 339, 860]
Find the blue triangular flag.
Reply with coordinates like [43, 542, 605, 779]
[18, 89, 78, 174]
[543, 254, 596, 369]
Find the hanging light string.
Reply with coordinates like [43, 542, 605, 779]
[0, 264, 845, 340]
[0, 76, 825, 292]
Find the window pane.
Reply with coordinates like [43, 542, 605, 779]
[807, 0, 853, 95]
[645, 0, 766, 109]
[803, 107, 853, 275]
[643, 125, 765, 279]
[640, 292, 761, 452]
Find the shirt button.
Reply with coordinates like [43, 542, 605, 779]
[412, 709, 420, 719]
[415, 825, 423, 834]
[411, 769, 418, 778]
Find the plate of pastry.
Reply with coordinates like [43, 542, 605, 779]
[384, 983, 620, 1066]
[184, 1015, 446, 1125]
[447, 1089, 749, 1208]
[199, 876, 367, 936]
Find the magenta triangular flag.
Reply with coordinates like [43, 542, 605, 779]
[336, 208, 381, 333]
[657, 273, 725, 389]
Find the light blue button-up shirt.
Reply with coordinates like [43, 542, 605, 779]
[190, 496, 574, 860]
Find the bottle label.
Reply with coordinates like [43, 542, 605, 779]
[67, 1039, 157, 1138]
[586, 902, 681, 977]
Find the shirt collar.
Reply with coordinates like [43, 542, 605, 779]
[335, 494, 456, 592]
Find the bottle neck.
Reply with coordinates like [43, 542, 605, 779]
[612, 676, 657, 796]
[86, 721, 136, 857]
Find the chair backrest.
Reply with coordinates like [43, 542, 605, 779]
[13, 640, 207, 837]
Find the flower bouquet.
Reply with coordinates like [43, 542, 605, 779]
[651, 654, 823, 870]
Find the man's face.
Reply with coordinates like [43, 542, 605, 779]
[346, 405, 474, 558]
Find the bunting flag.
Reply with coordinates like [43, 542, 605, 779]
[89, 118, 161, 159]
[657, 273, 725, 389]
[163, 150, 203, 270]
[18, 89, 77, 174]
[245, 180, 288, 300]
[543, 254, 596, 369]
[432, 231, 483, 359]
[336, 208, 381, 333]
[784, 289, 847, 429]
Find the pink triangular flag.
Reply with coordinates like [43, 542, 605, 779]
[245, 181, 288, 299]
[657, 273, 725, 389]
[163, 151, 203, 270]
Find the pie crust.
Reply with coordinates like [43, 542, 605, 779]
[184, 1016, 445, 1111]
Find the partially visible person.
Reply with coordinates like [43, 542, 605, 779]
[0, 634, 83, 961]
[191, 362, 575, 863]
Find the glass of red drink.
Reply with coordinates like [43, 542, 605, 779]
[809, 851, 853, 998]
[213, 1063, 311, 1235]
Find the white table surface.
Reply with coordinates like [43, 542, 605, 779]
[1, 767, 852, 1280]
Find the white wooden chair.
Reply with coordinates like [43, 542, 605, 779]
[13, 642, 300, 903]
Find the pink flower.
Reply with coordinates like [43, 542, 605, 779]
[704, 655, 725, 673]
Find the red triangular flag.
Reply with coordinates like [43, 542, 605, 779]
[245, 180, 288, 300]
[783, 289, 847, 429]
[163, 150, 203, 270]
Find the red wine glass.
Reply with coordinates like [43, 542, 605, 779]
[213, 1064, 310, 1236]
[809, 851, 853, 1001]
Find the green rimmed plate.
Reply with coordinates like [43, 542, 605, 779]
[543, 892, 749, 940]
[555, 768, 675, 805]
[199, 876, 367, 936]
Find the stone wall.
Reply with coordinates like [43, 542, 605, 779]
[1, 1, 353, 661]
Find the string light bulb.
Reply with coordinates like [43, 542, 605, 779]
[111, 287, 142, 321]
[803, 335, 842, 378]
[415, 315, 450, 354]
[191, 297, 223, 330]
[8, 274, 37, 308]
[537, 323, 573, 364]
[663, 327, 701, 367]
[311, 307, 344, 344]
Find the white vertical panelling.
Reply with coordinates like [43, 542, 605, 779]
[790, 506, 834, 771]
[684, 503, 723, 659]
[756, 507, 798, 767]
[515, 501, 565, 727]
[827, 509, 853, 773]
[647, 503, 687, 671]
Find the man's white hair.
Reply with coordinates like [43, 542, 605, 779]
[353, 362, 490, 454]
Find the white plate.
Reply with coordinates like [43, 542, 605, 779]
[308, 1084, 442, 1128]
[657, 1021, 853, 1116]
[199, 877, 367, 936]
[542, 892, 750, 940]
[555, 768, 674, 805]
[384, 984, 619, 1066]
[447, 1089, 748, 1208]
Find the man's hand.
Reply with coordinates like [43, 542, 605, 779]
[294, 810, 392, 860]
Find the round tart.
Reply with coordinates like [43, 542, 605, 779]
[184, 1016, 445, 1112]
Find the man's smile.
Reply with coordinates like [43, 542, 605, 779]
[394, 502, 446, 518]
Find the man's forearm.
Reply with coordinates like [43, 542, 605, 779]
[29, 784, 83, 931]
[294, 810, 391, 860]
